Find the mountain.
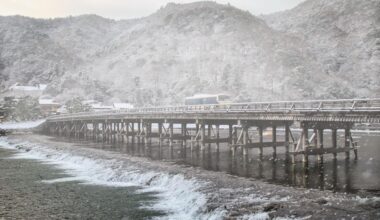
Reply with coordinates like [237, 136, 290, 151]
[0, 1, 379, 106]
[264, 0, 380, 98]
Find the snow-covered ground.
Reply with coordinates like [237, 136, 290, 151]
[0, 119, 45, 130]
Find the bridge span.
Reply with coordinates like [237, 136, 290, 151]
[43, 98, 380, 164]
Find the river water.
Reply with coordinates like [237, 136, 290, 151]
[1, 130, 379, 219]
[63, 129, 380, 195]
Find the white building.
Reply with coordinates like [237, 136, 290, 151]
[9, 83, 47, 97]
[113, 103, 134, 110]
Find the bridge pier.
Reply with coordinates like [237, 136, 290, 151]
[317, 128, 324, 162]
[229, 121, 289, 161]
[215, 124, 220, 155]
[258, 126, 264, 160]
[181, 122, 187, 158]
[285, 124, 290, 160]
[289, 122, 357, 165]
[272, 125, 277, 160]
[169, 122, 173, 158]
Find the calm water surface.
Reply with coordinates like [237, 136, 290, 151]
[51, 129, 380, 196]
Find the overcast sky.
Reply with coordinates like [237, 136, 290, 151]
[0, 0, 305, 20]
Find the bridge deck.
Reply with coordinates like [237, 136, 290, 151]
[47, 98, 380, 123]
[42, 98, 379, 164]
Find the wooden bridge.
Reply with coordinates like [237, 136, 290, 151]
[42, 98, 380, 164]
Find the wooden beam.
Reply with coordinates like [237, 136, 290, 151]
[289, 147, 354, 156]
[234, 141, 286, 148]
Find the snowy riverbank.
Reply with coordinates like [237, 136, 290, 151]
[0, 119, 45, 130]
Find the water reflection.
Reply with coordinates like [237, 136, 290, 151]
[55, 133, 380, 195]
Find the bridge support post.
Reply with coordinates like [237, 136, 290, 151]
[157, 122, 162, 159]
[83, 122, 87, 139]
[66, 122, 69, 138]
[231, 126, 237, 158]
[148, 123, 152, 148]
[302, 124, 309, 164]
[117, 122, 120, 143]
[259, 126, 264, 160]
[111, 122, 114, 143]
[69, 122, 73, 138]
[182, 123, 187, 158]
[100, 121, 106, 142]
[98, 122, 101, 142]
[108, 121, 115, 143]
[121, 121, 125, 143]
[111, 122, 115, 143]
[137, 122, 141, 144]
[109, 122, 112, 143]
[313, 128, 318, 159]
[57, 122, 62, 136]
[131, 122, 135, 144]
[215, 124, 220, 154]
[70, 122, 74, 138]
[345, 128, 350, 159]
[144, 122, 151, 154]
[242, 125, 249, 157]
[81, 121, 85, 139]
[207, 124, 212, 153]
[106, 121, 110, 143]
[74, 122, 78, 138]
[272, 125, 277, 160]
[158, 122, 163, 147]
[65, 122, 71, 138]
[63, 122, 66, 137]
[229, 124, 233, 144]
[200, 123, 206, 152]
[72, 122, 76, 138]
[103, 122, 107, 142]
[97, 122, 101, 142]
[92, 122, 95, 140]
[110, 122, 117, 143]
[169, 122, 174, 158]
[140, 120, 145, 145]
[77, 122, 81, 138]
[332, 128, 337, 159]
[57, 122, 60, 136]
[95, 122, 99, 142]
[317, 128, 324, 163]
[353, 137, 358, 160]
[285, 123, 290, 160]
[127, 122, 131, 144]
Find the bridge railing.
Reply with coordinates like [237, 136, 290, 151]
[48, 98, 380, 120]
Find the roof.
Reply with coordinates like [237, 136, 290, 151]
[39, 99, 60, 105]
[10, 83, 47, 91]
[113, 103, 134, 109]
[83, 100, 100, 105]
[185, 94, 230, 99]
[91, 104, 113, 109]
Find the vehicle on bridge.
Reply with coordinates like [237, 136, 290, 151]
[185, 94, 232, 105]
